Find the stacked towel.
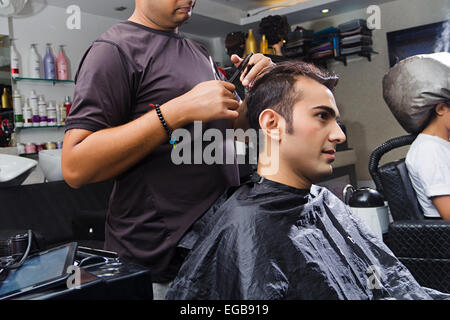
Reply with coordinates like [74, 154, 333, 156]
[309, 26, 340, 59]
[338, 19, 373, 56]
[281, 26, 313, 59]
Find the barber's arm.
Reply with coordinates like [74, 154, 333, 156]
[431, 195, 450, 220]
[62, 81, 240, 188]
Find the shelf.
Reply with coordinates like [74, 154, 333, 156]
[265, 50, 378, 69]
[16, 125, 65, 130]
[333, 51, 378, 66]
[13, 77, 74, 85]
[307, 51, 378, 68]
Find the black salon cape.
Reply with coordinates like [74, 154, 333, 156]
[166, 176, 449, 300]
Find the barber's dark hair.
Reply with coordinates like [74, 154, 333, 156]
[246, 61, 339, 133]
[258, 15, 290, 46]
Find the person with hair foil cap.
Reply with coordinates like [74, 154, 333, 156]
[166, 61, 450, 300]
[383, 52, 450, 220]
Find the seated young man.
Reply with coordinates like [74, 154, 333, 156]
[166, 62, 449, 300]
[383, 53, 450, 220]
[406, 101, 450, 220]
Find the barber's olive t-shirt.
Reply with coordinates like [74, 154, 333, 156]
[66, 21, 240, 282]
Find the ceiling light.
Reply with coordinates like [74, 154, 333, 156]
[269, 6, 288, 11]
[321, 9, 330, 14]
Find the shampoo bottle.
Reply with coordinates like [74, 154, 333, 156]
[29, 90, 40, 126]
[1, 88, 9, 109]
[260, 34, 269, 55]
[47, 101, 57, 126]
[56, 45, 69, 80]
[56, 101, 61, 126]
[245, 29, 258, 55]
[44, 44, 56, 80]
[23, 99, 32, 128]
[13, 90, 23, 128]
[64, 96, 72, 117]
[29, 44, 41, 79]
[60, 103, 66, 125]
[38, 95, 48, 126]
[10, 39, 20, 79]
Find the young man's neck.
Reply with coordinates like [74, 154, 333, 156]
[257, 157, 312, 190]
[422, 120, 450, 141]
[128, 11, 178, 33]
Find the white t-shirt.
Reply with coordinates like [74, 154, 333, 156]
[405, 133, 450, 218]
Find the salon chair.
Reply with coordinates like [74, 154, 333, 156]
[369, 134, 450, 293]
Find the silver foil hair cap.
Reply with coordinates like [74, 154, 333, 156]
[382, 52, 450, 134]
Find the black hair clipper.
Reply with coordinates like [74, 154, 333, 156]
[228, 52, 254, 85]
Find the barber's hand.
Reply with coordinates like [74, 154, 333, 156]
[230, 53, 274, 87]
[177, 80, 240, 123]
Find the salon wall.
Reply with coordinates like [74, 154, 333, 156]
[0, 4, 226, 184]
[291, 0, 450, 184]
[182, 33, 229, 67]
[0, 17, 8, 35]
[3, 4, 227, 148]
[4, 5, 122, 146]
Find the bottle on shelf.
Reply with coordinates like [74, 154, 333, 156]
[44, 44, 56, 80]
[260, 34, 269, 55]
[56, 45, 69, 81]
[29, 90, 40, 127]
[29, 44, 41, 79]
[12, 90, 23, 128]
[59, 103, 67, 125]
[47, 101, 57, 126]
[1, 88, 9, 109]
[56, 101, 61, 126]
[245, 29, 258, 55]
[64, 96, 72, 117]
[38, 95, 48, 126]
[10, 39, 21, 79]
[23, 99, 32, 128]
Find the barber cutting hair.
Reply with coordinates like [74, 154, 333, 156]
[61, 0, 273, 299]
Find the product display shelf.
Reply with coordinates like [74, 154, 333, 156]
[16, 125, 65, 130]
[264, 50, 378, 68]
[309, 50, 378, 66]
[13, 77, 74, 85]
[332, 50, 378, 66]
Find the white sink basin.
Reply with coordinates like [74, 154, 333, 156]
[39, 149, 63, 182]
[0, 154, 37, 186]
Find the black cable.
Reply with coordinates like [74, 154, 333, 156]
[0, 229, 33, 271]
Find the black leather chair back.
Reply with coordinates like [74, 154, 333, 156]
[369, 135, 424, 221]
[378, 159, 424, 221]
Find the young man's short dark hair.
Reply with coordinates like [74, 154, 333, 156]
[421, 100, 450, 132]
[246, 61, 339, 133]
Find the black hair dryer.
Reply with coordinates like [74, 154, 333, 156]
[343, 185, 390, 239]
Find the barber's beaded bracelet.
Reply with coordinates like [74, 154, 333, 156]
[149, 104, 174, 144]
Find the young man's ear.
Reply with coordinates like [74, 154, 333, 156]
[435, 102, 449, 116]
[258, 109, 284, 141]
